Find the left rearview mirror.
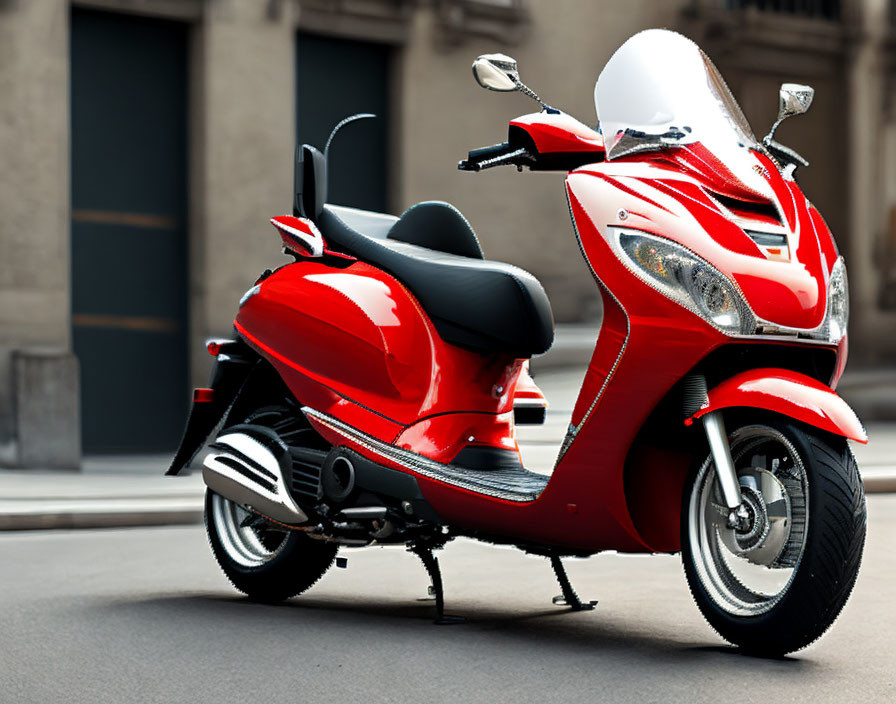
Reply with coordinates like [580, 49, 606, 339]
[472, 54, 520, 92]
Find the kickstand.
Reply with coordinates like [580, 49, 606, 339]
[409, 543, 464, 625]
[550, 555, 596, 611]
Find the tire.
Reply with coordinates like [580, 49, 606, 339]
[681, 412, 866, 655]
[205, 490, 338, 603]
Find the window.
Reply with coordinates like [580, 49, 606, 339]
[726, 0, 841, 21]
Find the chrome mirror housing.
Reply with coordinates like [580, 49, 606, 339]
[471, 53, 555, 112]
[778, 83, 814, 120]
[472, 54, 520, 92]
[764, 82, 814, 143]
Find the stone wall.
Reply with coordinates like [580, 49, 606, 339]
[0, 0, 74, 464]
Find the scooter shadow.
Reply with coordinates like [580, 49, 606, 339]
[102, 591, 811, 667]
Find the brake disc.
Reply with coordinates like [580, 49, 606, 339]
[716, 468, 792, 567]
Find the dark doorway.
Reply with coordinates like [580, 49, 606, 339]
[296, 33, 391, 213]
[70, 9, 189, 453]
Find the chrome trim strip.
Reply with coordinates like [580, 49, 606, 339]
[556, 190, 631, 464]
[302, 407, 544, 503]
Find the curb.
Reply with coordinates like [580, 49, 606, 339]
[862, 472, 896, 494]
[0, 508, 203, 531]
[0, 470, 892, 532]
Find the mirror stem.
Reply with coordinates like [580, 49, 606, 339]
[763, 117, 784, 145]
[512, 77, 558, 114]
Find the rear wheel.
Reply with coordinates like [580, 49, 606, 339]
[205, 490, 337, 603]
[681, 413, 865, 655]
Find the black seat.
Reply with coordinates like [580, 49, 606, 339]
[293, 142, 553, 357]
[318, 205, 554, 358]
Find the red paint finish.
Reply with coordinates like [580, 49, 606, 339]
[235, 259, 522, 457]
[270, 215, 324, 256]
[509, 112, 605, 156]
[513, 361, 547, 408]
[651, 179, 766, 258]
[395, 411, 518, 465]
[689, 368, 867, 443]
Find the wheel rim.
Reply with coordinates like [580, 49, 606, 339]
[210, 493, 288, 568]
[688, 425, 809, 616]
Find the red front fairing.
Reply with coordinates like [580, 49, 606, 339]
[607, 144, 838, 331]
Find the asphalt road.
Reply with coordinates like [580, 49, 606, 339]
[1, 495, 894, 703]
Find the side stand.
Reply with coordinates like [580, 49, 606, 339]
[550, 555, 597, 611]
[409, 542, 464, 625]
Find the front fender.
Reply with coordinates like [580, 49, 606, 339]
[687, 368, 867, 443]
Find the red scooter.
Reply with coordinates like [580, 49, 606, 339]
[168, 29, 867, 655]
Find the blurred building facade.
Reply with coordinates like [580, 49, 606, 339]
[1, 0, 894, 465]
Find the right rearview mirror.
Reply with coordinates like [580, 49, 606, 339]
[764, 82, 815, 145]
[777, 83, 814, 121]
[472, 54, 520, 92]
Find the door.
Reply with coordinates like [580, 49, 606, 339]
[70, 9, 188, 453]
[296, 33, 391, 212]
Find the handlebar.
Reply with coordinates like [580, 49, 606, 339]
[458, 142, 532, 172]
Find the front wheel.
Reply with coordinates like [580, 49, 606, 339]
[681, 413, 865, 655]
[205, 490, 338, 603]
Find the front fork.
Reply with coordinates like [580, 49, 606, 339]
[701, 410, 749, 529]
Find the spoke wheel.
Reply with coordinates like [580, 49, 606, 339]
[205, 490, 337, 603]
[209, 492, 288, 569]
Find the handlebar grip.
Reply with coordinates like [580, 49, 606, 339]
[468, 142, 512, 161]
[459, 142, 513, 171]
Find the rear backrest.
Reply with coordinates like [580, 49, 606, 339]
[387, 201, 484, 260]
[293, 144, 327, 221]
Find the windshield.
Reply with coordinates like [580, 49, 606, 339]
[595, 29, 758, 161]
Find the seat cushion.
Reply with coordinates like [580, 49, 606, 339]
[318, 205, 554, 358]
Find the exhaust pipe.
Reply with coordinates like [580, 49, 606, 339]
[322, 451, 356, 502]
[202, 424, 308, 525]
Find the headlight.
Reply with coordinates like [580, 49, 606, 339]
[611, 229, 755, 335]
[826, 257, 848, 344]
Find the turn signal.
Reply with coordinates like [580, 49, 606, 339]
[193, 388, 214, 403]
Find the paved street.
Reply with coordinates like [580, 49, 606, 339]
[1, 494, 894, 703]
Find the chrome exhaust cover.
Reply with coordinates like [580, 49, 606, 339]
[202, 426, 308, 525]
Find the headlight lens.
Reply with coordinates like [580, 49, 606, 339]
[826, 256, 848, 344]
[613, 229, 755, 334]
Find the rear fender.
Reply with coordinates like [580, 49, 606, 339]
[686, 367, 867, 443]
[166, 339, 259, 476]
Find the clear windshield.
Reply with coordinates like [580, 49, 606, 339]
[595, 29, 758, 161]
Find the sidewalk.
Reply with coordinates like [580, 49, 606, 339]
[1, 358, 894, 531]
[0, 456, 205, 531]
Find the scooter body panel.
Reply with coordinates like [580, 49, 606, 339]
[235, 259, 524, 463]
